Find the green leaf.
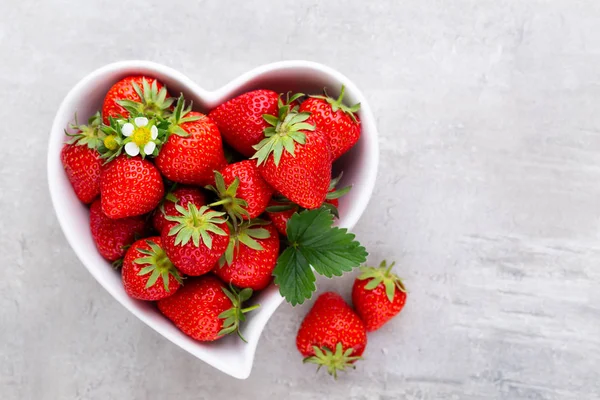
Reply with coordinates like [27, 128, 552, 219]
[273, 247, 316, 306]
[273, 209, 368, 305]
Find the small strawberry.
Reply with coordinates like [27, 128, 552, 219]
[60, 112, 104, 204]
[89, 199, 149, 262]
[101, 76, 174, 124]
[296, 292, 367, 378]
[299, 85, 361, 160]
[208, 90, 279, 157]
[122, 237, 182, 300]
[213, 220, 279, 291]
[352, 261, 407, 331]
[155, 96, 226, 186]
[265, 173, 350, 235]
[322, 172, 352, 216]
[157, 274, 258, 341]
[152, 186, 207, 233]
[161, 203, 229, 276]
[100, 155, 164, 219]
[206, 160, 273, 225]
[252, 99, 332, 209]
[265, 199, 298, 237]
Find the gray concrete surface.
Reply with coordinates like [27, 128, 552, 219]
[2, 1, 600, 399]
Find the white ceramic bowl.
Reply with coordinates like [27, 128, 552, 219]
[47, 60, 379, 379]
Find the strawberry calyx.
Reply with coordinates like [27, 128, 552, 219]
[165, 203, 228, 249]
[167, 95, 203, 137]
[303, 342, 362, 379]
[326, 172, 352, 200]
[251, 94, 315, 167]
[206, 171, 250, 230]
[218, 285, 260, 342]
[357, 260, 406, 302]
[117, 78, 175, 120]
[98, 117, 125, 162]
[311, 85, 361, 123]
[218, 219, 272, 267]
[65, 111, 104, 149]
[134, 239, 183, 292]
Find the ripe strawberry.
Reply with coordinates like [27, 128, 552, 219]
[299, 85, 361, 160]
[207, 160, 273, 224]
[100, 155, 164, 219]
[213, 220, 279, 290]
[161, 203, 229, 276]
[157, 274, 258, 341]
[61, 112, 104, 204]
[252, 100, 332, 209]
[61, 145, 102, 204]
[155, 96, 226, 186]
[101, 76, 174, 124]
[322, 172, 351, 216]
[266, 199, 298, 237]
[208, 90, 279, 157]
[89, 199, 149, 262]
[296, 292, 367, 378]
[265, 171, 350, 235]
[122, 237, 182, 300]
[352, 261, 407, 331]
[152, 186, 206, 233]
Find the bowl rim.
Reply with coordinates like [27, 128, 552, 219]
[47, 59, 379, 379]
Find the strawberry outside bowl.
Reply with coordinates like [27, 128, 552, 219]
[47, 60, 379, 379]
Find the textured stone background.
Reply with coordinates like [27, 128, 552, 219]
[2, 1, 600, 399]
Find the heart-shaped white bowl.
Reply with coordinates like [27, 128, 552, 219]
[47, 60, 379, 379]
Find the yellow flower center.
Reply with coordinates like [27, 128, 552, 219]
[132, 126, 152, 146]
[103, 135, 118, 150]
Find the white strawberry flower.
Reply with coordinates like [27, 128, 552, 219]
[122, 117, 159, 157]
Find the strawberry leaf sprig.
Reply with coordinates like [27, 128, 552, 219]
[274, 208, 368, 305]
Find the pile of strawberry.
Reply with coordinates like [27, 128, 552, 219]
[61, 75, 368, 342]
[297, 261, 407, 378]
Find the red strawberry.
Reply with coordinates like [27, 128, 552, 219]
[299, 85, 361, 160]
[322, 172, 352, 217]
[207, 160, 273, 224]
[89, 200, 149, 262]
[296, 292, 367, 378]
[213, 220, 279, 290]
[61, 112, 104, 204]
[100, 155, 164, 219]
[161, 203, 229, 276]
[209, 90, 279, 157]
[265, 170, 350, 235]
[152, 186, 206, 233]
[327, 198, 339, 208]
[266, 199, 298, 237]
[61, 145, 102, 204]
[155, 97, 226, 186]
[157, 274, 258, 341]
[101, 76, 173, 124]
[352, 261, 407, 331]
[252, 101, 332, 209]
[122, 237, 182, 300]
